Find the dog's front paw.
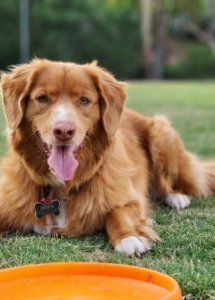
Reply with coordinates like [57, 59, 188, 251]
[166, 193, 191, 209]
[115, 236, 150, 256]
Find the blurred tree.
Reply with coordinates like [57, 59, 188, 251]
[139, 0, 215, 79]
[19, 0, 30, 63]
[139, 0, 168, 79]
[0, 0, 19, 70]
[171, 0, 215, 56]
[1, 0, 215, 79]
[30, 0, 141, 79]
[140, 0, 153, 78]
[0, 0, 141, 79]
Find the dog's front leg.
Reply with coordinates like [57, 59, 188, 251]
[106, 202, 159, 257]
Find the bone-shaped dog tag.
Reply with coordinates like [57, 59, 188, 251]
[34, 200, 60, 218]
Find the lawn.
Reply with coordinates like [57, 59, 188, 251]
[1, 81, 215, 299]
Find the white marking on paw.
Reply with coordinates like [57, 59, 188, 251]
[115, 236, 150, 256]
[166, 193, 191, 210]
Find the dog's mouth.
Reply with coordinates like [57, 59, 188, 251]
[36, 132, 81, 181]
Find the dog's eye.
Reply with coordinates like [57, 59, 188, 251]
[36, 95, 48, 103]
[80, 97, 90, 105]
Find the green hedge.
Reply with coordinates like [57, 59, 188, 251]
[164, 43, 215, 79]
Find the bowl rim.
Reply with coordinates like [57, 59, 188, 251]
[0, 262, 181, 300]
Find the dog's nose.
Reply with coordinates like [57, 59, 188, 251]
[53, 122, 76, 142]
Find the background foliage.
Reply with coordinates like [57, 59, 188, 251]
[1, 0, 215, 79]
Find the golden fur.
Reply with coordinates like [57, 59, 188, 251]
[0, 59, 215, 256]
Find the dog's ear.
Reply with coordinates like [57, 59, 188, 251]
[86, 62, 127, 138]
[1, 64, 34, 131]
[0, 60, 44, 131]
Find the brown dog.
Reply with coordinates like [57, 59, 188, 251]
[0, 59, 215, 256]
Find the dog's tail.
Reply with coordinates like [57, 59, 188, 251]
[177, 153, 215, 198]
[190, 158, 215, 197]
[200, 160, 215, 196]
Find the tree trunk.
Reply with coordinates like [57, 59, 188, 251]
[153, 0, 166, 79]
[140, 0, 154, 78]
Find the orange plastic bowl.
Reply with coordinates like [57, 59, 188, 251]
[0, 262, 181, 299]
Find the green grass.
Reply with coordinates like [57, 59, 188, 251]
[0, 105, 8, 157]
[1, 81, 215, 299]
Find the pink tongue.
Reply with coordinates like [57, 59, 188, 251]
[47, 145, 78, 181]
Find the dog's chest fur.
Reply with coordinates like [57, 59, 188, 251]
[32, 183, 107, 236]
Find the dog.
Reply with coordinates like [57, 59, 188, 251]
[1, 59, 215, 256]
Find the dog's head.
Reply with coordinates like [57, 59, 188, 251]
[1, 59, 126, 181]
